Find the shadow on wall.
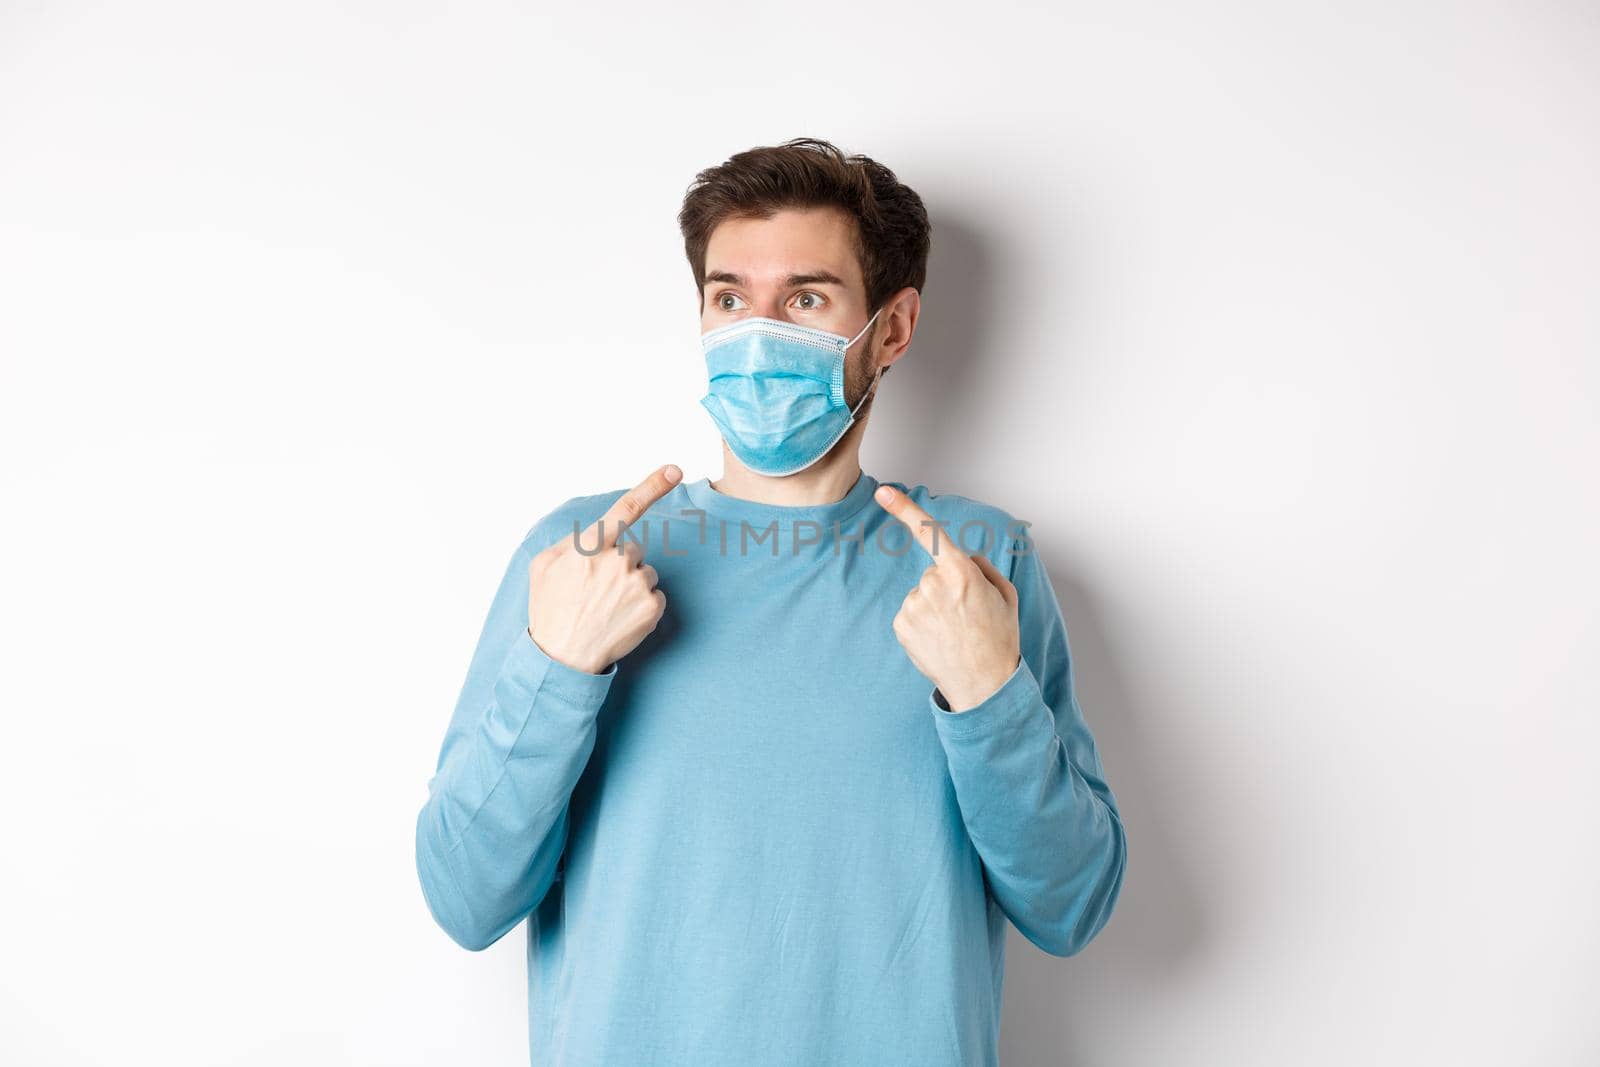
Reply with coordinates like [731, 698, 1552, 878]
[877, 211, 1213, 1062]
[1002, 564, 1211, 1064]
[868, 213, 998, 479]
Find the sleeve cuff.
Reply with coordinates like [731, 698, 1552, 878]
[928, 656, 1039, 736]
[505, 629, 618, 709]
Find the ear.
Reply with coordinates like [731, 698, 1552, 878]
[872, 286, 921, 370]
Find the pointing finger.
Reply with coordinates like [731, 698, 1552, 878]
[585, 464, 683, 550]
[873, 484, 972, 569]
[970, 552, 1017, 607]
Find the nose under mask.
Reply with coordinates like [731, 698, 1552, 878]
[698, 309, 884, 477]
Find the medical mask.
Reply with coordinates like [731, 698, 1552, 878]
[698, 309, 884, 477]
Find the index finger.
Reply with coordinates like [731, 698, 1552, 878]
[873, 484, 972, 568]
[585, 464, 683, 550]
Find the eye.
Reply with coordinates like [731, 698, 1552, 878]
[792, 291, 826, 311]
[716, 291, 747, 312]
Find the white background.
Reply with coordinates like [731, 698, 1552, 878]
[2, 2, 1596, 1064]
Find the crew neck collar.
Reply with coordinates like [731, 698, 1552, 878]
[680, 469, 881, 527]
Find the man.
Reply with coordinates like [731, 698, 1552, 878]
[415, 138, 1127, 1066]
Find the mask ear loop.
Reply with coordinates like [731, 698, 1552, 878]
[851, 365, 885, 419]
[844, 307, 883, 350]
[844, 307, 886, 420]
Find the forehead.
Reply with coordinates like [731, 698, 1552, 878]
[703, 206, 863, 289]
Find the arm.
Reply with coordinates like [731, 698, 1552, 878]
[413, 525, 616, 951]
[414, 465, 678, 951]
[926, 528, 1128, 957]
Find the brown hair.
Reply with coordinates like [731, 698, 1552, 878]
[677, 137, 931, 313]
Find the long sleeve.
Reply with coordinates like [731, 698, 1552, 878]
[926, 526, 1128, 957]
[414, 518, 617, 951]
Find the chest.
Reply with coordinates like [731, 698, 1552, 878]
[575, 535, 951, 832]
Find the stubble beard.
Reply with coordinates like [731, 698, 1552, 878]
[842, 321, 884, 420]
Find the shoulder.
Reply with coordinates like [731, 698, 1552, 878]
[880, 481, 1064, 635]
[514, 482, 699, 556]
[874, 478, 1034, 564]
[516, 487, 630, 556]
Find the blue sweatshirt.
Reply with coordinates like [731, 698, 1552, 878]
[414, 470, 1126, 1066]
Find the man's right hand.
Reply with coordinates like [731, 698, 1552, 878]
[526, 464, 682, 675]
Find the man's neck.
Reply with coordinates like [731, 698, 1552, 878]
[710, 443, 867, 508]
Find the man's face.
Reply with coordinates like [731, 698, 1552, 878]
[699, 206, 881, 409]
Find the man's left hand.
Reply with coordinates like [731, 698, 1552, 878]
[874, 485, 1022, 712]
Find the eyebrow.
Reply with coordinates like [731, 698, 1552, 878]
[702, 269, 847, 290]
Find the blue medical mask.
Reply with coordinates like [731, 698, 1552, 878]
[698, 309, 884, 477]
